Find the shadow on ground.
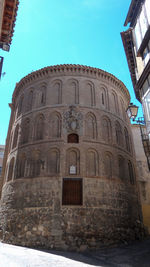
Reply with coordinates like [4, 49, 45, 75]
[1, 238, 150, 266]
[38, 238, 150, 267]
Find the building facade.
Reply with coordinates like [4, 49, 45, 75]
[131, 124, 150, 232]
[0, 0, 19, 78]
[121, 0, 150, 167]
[0, 0, 19, 51]
[0, 65, 144, 250]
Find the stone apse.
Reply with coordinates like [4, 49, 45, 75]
[0, 64, 143, 250]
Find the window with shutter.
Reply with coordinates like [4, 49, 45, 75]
[62, 178, 82, 205]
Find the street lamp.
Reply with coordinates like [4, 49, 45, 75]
[127, 103, 139, 120]
[127, 103, 150, 170]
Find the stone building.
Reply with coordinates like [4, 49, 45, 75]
[0, 64, 144, 250]
[121, 0, 150, 168]
[131, 124, 150, 233]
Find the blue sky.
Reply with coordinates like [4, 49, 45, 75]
[0, 0, 142, 145]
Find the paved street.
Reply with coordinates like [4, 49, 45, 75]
[0, 239, 150, 267]
[0, 242, 99, 267]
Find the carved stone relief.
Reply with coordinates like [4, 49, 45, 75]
[63, 106, 83, 133]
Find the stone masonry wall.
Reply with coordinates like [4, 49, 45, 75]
[0, 176, 142, 250]
[0, 65, 144, 250]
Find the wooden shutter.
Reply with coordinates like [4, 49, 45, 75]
[62, 178, 82, 205]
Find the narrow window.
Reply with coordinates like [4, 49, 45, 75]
[7, 157, 15, 181]
[12, 124, 19, 149]
[101, 87, 107, 108]
[40, 86, 46, 106]
[62, 178, 82, 205]
[102, 93, 104, 105]
[128, 161, 135, 185]
[112, 92, 118, 113]
[68, 133, 79, 143]
[124, 127, 130, 152]
[41, 91, 44, 104]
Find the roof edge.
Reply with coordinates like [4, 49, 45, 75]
[12, 64, 130, 104]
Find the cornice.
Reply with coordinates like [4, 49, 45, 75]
[12, 64, 130, 103]
[0, 0, 19, 45]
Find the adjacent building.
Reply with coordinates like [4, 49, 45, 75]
[131, 124, 150, 232]
[0, 0, 19, 78]
[0, 0, 19, 51]
[121, 0, 150, 167]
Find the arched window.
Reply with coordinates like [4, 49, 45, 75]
[115, 121, 123, 146]
[112, 91, 118, 114]
[85, 113, 97, 139]
[104, 153, 112, 178]
[7, 157, 15, 181]
[124, 127, 130, 152]
[27, 90, 33, 111]
[37, 85, 46, 107]
[128, 161, 135, 185]
[102, 117, 111, 142]
[50, 81, 62, 104]
[47, 149, 60, 175]
[101, 87, 107, 108]
[66, 148, 80, 175]
[35, 114, 44, 140]
[68, 133, 79, 143]
[118, 155, 125, 180]
[22, 118, 30, 144]
[70, 82, 76, 104]
[16, 154, 26, 178]
[66, 80, 79, 104]
[29, 150, 41, 177]
[87, 149, 99, 176]
[12, 124, 19, 149]
[85, 82, 95, 106]
[40, 86, 46, 105]
[49, 112, 61, 138]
